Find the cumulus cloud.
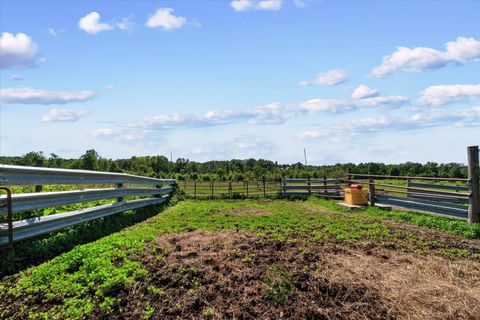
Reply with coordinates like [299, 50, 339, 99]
[371, 37, 480, 77]
[231, 0, 283, 11]
[418, 84, 480, 106]
[42, 108, 89, 122]
[78, 12, 114, 34]
[299, 69, 348, 86]
[146, 8, 187, 30]
[0, 32, 38, 69]
[352, 85, 379, 99]
[0, 87, 95, 105]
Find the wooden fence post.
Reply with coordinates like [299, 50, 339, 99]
[368, 177, 375, 206]
[229, 181, 232, 198]
[246, 180, 249, 197]
[263, 179, 266, 197]
[194, 180, 197, 199]
[211, 181, 214, 198]
[467, 146, 480, 224]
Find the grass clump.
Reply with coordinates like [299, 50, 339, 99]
[263, 264, 294, 303]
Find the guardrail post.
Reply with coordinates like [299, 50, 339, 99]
[369, 177, 375, 206]
[155, 184, 162, 198]
[307, 177, 311, 195]
[116, 183, 124, 202]
[323, 175, 328, 196]
[467, 146, 480, 224]
[0, 187, 14, 249]
[406, 179, 411, 198]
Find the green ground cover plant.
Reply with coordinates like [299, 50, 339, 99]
[0, 198, 478, 319]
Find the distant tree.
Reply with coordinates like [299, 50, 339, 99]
[22, 151, 46, 167]
[80, 149, 100, 171]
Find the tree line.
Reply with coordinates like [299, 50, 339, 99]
[0, 149, 468, 181]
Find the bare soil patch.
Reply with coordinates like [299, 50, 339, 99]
[117, 231, 480, 320]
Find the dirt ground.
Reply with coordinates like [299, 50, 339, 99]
[116, 230, 480, 320]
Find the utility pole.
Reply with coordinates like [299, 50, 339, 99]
[304, 148, 307, 166]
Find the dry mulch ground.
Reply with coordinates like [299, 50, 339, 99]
[117, 230, 480, 320]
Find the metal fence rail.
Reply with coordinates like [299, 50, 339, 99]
[0, 165, 175, 248]
[0, 164, 176, 186]
[348, 174, 471, 220]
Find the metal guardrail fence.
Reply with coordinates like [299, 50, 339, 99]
[347, 173, 473, 221]
[0, 165, 175, 248]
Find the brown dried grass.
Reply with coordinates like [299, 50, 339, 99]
[117, 231, 480, 319]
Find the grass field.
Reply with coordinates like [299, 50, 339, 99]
[1, 198, 479, 319]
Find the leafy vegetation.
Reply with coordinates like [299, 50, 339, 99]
[1, 198, 478, 319]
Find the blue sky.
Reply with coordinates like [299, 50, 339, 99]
[1, 0, 479, 164]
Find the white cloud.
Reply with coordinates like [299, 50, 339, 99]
[231, 0, 255, 11]
[42, 108, 89, 122]
[342, 106, 480, 133]
[418, 84, 480, 106]
[116, 17, 134, 31]
[352, 85, 379, 99]
[78, 12, 114, 34]
[0, 32, 38, 69]
[231, 0, 283, 11]
[299, 95, 408, 113]
[104, 84, 115, 90]
[11, 74, 23, 81]
[258, 0, 283, 10]
[297, 130, 330, 139]
[0, 87, 95, 105]
[146, 8, 187, 30]
[300, 69, 348, 86]
[48, 28, 57, 37]
[293, 0, 309, 8]
[91, 93, 409, 142]
[371, 37, 480, 77]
